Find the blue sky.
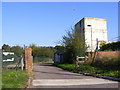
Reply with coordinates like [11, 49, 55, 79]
[2, 2, 118, 47]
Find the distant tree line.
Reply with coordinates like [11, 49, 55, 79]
[29, 44, 56, 59]
[2, 44, 57, 62]
[2, 44, 23, 57]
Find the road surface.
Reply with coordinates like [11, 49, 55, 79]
[29, 63, 119, 88]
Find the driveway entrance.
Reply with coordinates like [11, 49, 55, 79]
[29, 63, 118, 88]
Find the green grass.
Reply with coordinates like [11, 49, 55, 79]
[53, 63, 76, 72]
[53, 56, 120, 78]
[2, 69, 28, 88]
[53, 63, 120, 78]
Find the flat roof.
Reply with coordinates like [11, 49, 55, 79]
[75, 17, 106, 26]
[84, 17, 106, 21]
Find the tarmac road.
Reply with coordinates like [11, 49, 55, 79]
[29, 63, 119, 89]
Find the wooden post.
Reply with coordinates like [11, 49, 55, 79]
[91, 39, 98, 65]
[21, 56, 24, 70]
[76, 56, 79, 72]
[25, 48, 33, 72]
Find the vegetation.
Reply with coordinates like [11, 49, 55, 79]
[99, 40, 107, 48]
[59, 27, 87, 64]
[29, 44, 56, 58]
[54, 29, 120, 78]
[2, 44, 11, 52]
[2, 44, 56, 63]
[53, 63, 76, 71]
[2, 44, 24, 57]
[2, 44, 24, 67]
[2, 69, 28, 88]
[54, 63, 119, 78]
[100, 41, 120, 51]
[54, 56, 120, 78]
[29, 44, 56, 62]
[10, 46, 24, 57]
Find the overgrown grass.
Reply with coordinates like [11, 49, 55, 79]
[53, 64, 76, 72]
[53, 60, 120, 78]
[2, 69, 28, 88]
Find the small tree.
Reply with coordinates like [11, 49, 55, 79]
[73, 29, 86, 57]
[62, 29, 75, 63]
[60, 27, 87, 64]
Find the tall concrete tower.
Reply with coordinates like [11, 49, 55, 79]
[75, 17, 108, 52]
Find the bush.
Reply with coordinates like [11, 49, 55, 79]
[100, 41, 120, 51]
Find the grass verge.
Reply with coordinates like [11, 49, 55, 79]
[2, 69, 28, 88]
[53, 63, 120, 78]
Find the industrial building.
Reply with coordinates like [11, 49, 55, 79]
[75, 17, 108, 52]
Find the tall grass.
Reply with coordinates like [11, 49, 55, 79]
[93, 56, 119, 68]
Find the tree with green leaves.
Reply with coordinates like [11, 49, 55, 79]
[10, 46, 23, 57]
[100, 41, 120, 51]
[2, 44, 11, 51]
[60, 27, 87, 64]
[29, 44, 56, 62]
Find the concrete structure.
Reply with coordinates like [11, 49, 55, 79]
[75, 17, 108, 52]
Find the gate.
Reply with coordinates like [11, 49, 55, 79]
[2, 48, 33, 72]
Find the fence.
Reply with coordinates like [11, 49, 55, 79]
[75, 56, 88, 71]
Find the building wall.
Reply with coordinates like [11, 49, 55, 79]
[96, 51, 119, 59]
[75, 17, 108, 52]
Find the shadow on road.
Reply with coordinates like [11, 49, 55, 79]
[33, 70, 83, 77]
[33, 63, 83, 77]
[34, 63, 54, 66]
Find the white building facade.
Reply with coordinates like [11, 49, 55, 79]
[75, 17, 108, 52]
